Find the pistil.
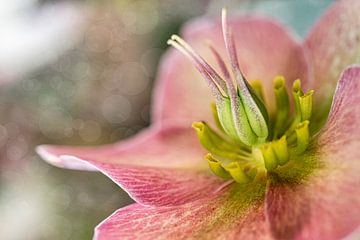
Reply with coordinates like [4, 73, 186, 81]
[168, 8, 314, 184]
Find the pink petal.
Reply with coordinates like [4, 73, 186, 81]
[94, 183, 272, 240]
[85, 162, 225, 206]
[153, 16, 309, 125]
[305, 0, 360, 105]
[37, 123, 206, 170]
[265, 65, 360, 240]
[344, 226, 360, 240]
[37, 123, 227, 206]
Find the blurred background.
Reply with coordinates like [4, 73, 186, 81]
[0, 0, 334, 239]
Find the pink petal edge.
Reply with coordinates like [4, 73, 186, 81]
[37, 123, 228, 206]
[36, 123, 207, 170]
[36, 145, 97, 171]
[305, 0, 360, 103]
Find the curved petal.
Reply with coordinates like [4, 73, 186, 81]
[265, 65, 360, 239]
[37, 123, 206, 170]
[94, 182, 272, 240]
[305, 0, 360, 112]
[37, 123, 227, 206]
[85, 162, 225, 206]
[152, 16, 309, 125]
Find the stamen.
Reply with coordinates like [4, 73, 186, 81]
[205, 154, 231, 179]
[273, 76, 290, 138]
[271, 136, 289, 166]
[287, 130, 297, 145]
[292, 79, 302, 93]
[242, 163, 258, 179]
[211, 102, 225, 133]
[294, 121, 310, 154]
[292, 79, 303, 124]
[299, 90, 314, 121]
[286, 79, 305, 135]
[167, 8, 316, 184]
[224, 162, 250, 183]
[250, 80, 265, 102]
[260, 143, 278, 171]
[192, 121, 251, 160]
[287, 79, 314, 137]
[257, 135, 289, 172]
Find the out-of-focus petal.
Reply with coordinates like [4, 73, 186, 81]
[153, 16, 309, 125]
[94, 182, 272, 240]
[305, 0, 360, 110]
[37, 123, 228, 206]
[266, 65, 360, 239]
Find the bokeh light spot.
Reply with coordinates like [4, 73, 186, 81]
[122, 1, 159, 35]
[38, 108, 73, 139]
[101, 94, 132, 124]
[78, 120, 102, 143]
[118, 62, 149, 95]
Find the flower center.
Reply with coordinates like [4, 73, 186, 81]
[168, 8, 314, 183]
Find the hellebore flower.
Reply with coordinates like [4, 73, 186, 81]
[37, 0, 360, 239]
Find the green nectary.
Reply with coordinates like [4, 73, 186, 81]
[193, 77, 314, 183]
